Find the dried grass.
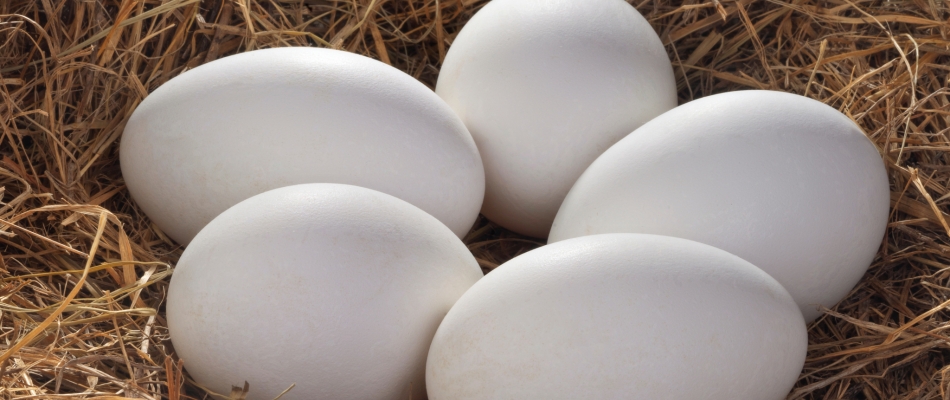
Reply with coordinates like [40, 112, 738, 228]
[0, 0, 948, 398]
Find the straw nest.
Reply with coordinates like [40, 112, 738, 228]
[0, 0, 948, 398]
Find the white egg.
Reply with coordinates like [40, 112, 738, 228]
[426, 234, 807, 399]
[121, 47, 484, 244]
[167, 184, 483, 400]
[550, 90, 889, 321]
[436, 0, 676, 238]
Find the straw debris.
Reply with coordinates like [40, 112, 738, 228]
[0, 0, 948, 398]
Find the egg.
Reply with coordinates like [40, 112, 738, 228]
[550, 90, 889, 321]
[167, 184, 484, 400]
[121, 47, 484, 244]
[426, 233, 807, 399]
[436, 0, 677, 238]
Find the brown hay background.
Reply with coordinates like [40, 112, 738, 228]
[0, 0, 948, 398]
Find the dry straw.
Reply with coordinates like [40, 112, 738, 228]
[0, 0, 948, 398]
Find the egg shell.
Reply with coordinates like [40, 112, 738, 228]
[426, 233, 807, 400]
[550, 90, 890, 321]
[436, 0, 677, 238]
[121, 47, 484, 244]
[167, 183, 484, 400]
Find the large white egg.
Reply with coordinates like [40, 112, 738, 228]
[121, 47, 484, 244]
[167, 184, 483, 400]
[426, 234, 807, 399]
[550, 90, 889, 321]
[436, 0, 676, 238]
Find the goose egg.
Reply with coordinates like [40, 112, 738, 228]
[426, 233, 807, 399]
[550, 90, 889, 321]
[167, 184, 484, 400]
[436, 0, 677, 238]
[121, 47, 484, 244]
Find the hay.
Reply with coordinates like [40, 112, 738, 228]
[0, 0, 947, 398]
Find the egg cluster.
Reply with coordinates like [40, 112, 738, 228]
[120, 0, 889, 399]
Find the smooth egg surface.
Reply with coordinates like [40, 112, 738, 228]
[121, 47, 484, 244]
[436, 0, 677, 238]
[426, 233, 807, 400]
[550, 90, 889, 321]
[167, 184, 484, 400]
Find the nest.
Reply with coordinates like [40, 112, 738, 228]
[0, 0, 948, 398]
